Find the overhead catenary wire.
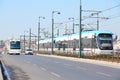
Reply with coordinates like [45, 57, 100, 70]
[51, 4, 120, 35]
[81, 4, 120, 29]
[48, 4, 120, 25]
[101, 4, 120, 12]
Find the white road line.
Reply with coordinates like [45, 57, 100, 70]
[53, 61, 60, 64]
[23, 60, 31, 64]
[63, 63, 72, 66]
[40, 67, 47, 71]
[33, 64, 37, 66]
[49, 78, 56, 80]
[96, 72, 112, 77]
[23, 60, 28, 62]
[50, 72, 61, 78]
[25, 61, 31, 64]
[77, 67, 87, 70]
[23, 60, 26, 62]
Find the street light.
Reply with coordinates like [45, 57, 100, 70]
[52, 11, 61, 55]
[38, 16, 45, 54]
[68, 17, 75, 34]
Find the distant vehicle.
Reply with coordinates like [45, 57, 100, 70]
[6, 40, 21, 55]
[39, 30, 116, 55]
[25, 48, 33, 55]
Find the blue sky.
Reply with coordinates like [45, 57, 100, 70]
[0, 0, 120, 40]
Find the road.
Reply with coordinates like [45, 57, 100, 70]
[1, 54, 120, 80]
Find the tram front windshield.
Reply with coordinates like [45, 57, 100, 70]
[98, 34, 113, 50]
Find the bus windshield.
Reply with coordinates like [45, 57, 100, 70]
[10, 41, 21, 49]
[98, 34, 113, 50]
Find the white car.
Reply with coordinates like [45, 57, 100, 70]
[25, 49, 33, 55]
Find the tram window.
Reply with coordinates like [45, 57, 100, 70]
[82, 38, 92, 48]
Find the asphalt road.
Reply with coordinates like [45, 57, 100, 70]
[2, 54, 120, 80]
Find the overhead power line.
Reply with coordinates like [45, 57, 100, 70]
[109, 15, 120, 19]
[101, 4, 120, 12]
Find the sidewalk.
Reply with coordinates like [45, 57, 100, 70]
[37, 54, 120, 69]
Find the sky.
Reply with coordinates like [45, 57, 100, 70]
[0, 0, 120, 40]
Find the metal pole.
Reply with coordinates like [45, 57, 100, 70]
[38, 17, 40, 54]
[24, 34, 25, 53]
[38, 16, 45, 54]
[68, 17, 75, 34]
[57, 29, 59, 36]
[35, 36, 37, 46]
[52, 11, 54, 55]
[20, 35, 22, 52]
[29, 28, 31, 49]
[79, 0, 82, 58]
[52, 11, 60, 55]
[73, 18, 75, 34]
[97, 13, 99, 30]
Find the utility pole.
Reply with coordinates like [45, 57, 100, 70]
[29, 28, 31, 49]
[38, 17, 40, 54]
[73, 18, 75, 34]
[57, 29, 59, 36]
[69, 17, 75, 34]
[38, 16, 45, 54]
[79, 0, 82, 58]
[23, 30, 28, 53]
[97, 13, 99, 30]
[24, 34, 25, 53]
[52, 12, 54, 55]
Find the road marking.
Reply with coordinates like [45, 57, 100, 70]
[50, 72, 61, 78]
[49, 78, 56, 80]
[96, 72, 112, 77]
[27, 61, 30, 64]
[23, 60, 27, 62]
[53, 61, 60, 64]
[77, 67, 87, 70]
[40, 67, 47, 71]
[24, 60, 31, 64]
[33, 64, 37, 66]
[63, 63, 72, 66]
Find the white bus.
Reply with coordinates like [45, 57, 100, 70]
[7, 40, 21, 55]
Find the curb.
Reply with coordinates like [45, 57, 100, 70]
[37, 54, 120, 69]
[0, 59, 11, 80]
[0, 62, 3, 80]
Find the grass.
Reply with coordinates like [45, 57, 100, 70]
[33, 51, 120, 63]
